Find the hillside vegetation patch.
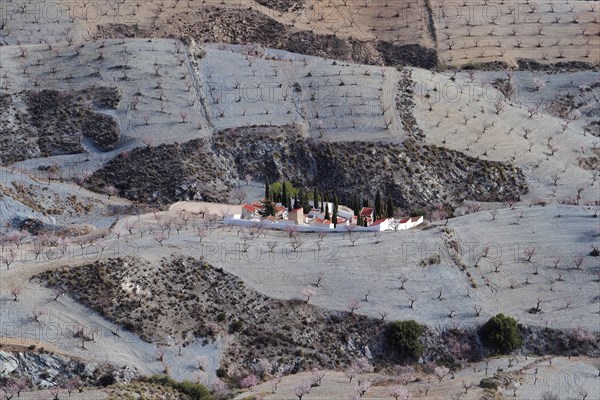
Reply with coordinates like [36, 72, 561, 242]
[0, 87, 121, 164]
[87, 126, 527, 212]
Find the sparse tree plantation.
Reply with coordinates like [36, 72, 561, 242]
[0, 0, 598, 399]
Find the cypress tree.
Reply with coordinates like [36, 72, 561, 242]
[324, 204, 330, 221]
[386, 195, 394, 218]
[282, 181, 288, 207]
[302, 191, 311, 214]
[265, 179, 270, 200]
[375, 191, 383, 219]
[333, 195, 338, 227]
[295, 191, 303, 210]
[353, 194, 360, 216]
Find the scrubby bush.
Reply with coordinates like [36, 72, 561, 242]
[480, 314, 522, 354]
[461, 61, 484, 70]
[479, 378, 498, 389]
[145, 375, 212, 399]
[229, 320, 244, 333]
[177, 380, 213, 399]
[410, 209, 424, 217]
[385, 320, 424, 360]
[216, 368, 228, 378]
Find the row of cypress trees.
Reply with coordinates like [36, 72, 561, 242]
[262, 180, 396, 222]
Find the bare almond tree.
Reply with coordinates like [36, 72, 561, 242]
[154, 233, 167, 247]
[348, 299, 360, 315]
[1, 248, 16, 270]
[378, 309, 389, 321]
[301, 287, 316, 304]
[294, 382, 311, 400]
[10, 286, 22, 301]
[399, 277, 408, 290]
[290, 236, 303, 252]
[32, 308, 45, 322]
[53, 286, 66, 301]
[314, 271, 324, 287]
[524, 247, 537, 262]
[347, 230, 360, 246]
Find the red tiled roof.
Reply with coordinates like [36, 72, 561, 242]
[242, 204, 258, 212]
[290, 208, 303, 212]
[275, 206, 286, 213]
[398, 217, 410, 223]
[371, 219, 387, 226]
[411, 216, 422, 222]
[360, 207, 374, 217]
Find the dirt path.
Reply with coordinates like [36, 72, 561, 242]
[382, 66, 404, 136]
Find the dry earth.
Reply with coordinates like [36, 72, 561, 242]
[1, 0, 599, 398]
[232, 355, 600, 400]
[433, 0, 600, 67]
[2, 204, 598, 371]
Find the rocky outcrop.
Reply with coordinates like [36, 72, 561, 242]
[0, 350, 136, 388]
[87, 125, 527, 213]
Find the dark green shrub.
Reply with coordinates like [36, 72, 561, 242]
[480, 314, 522, 354]
[216, 368, 228, 378]
[146, 375, 212, 399]
[177, 380, 212, 399]
[385, 320, 424, 360]
[461, 61, 484, 70]
[216, 312, 226, 322]
[229, 320, 243, 333]
[480, 378, 498, 389]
